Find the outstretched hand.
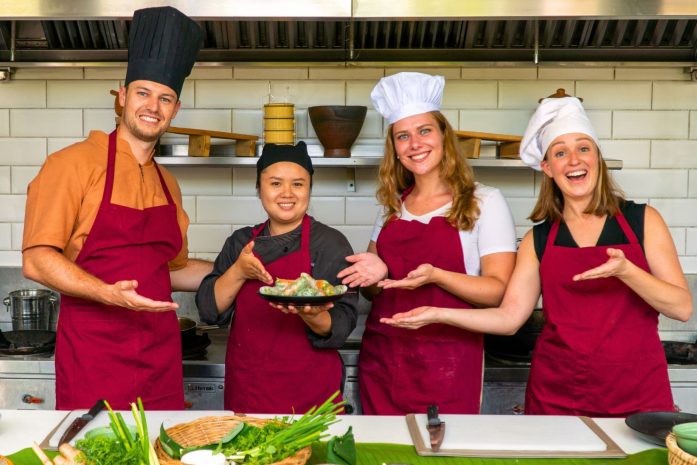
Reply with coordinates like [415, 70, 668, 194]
[337, 252, 388, 288]
[109, 279, 178, 312]
[572, 248, 630, 281]
[380, 306, 439, 329]
[379, 263, 435, 290]
[233, 241, 273, 284]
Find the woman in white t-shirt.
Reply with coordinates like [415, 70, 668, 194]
[338, 72, 517, 414]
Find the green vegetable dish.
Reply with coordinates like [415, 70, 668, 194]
[259, 273, 348, 297]
[159, 391, 346, 465]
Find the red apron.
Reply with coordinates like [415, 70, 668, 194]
[225, 215, 343, 413]
[359, 193, 483, 415]
[527, 211, 674, 417]
[56, 130, 184, 410]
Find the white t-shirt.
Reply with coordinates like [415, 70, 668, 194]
[370, 183, 517, 276]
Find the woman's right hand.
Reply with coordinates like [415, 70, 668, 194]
[231, 241, 273, 284]
[337, 252, 388, 288]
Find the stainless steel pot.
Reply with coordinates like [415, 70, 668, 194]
[3, 289, 58, 331]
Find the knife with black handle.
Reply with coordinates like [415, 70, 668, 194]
[426, 404, 445, 452]
[58, 399, 106, 445]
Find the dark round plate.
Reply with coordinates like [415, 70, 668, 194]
[625, 411, 697, 446]
[257, 292, 346, 306]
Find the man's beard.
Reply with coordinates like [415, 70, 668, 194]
[122, 112, 166, 143]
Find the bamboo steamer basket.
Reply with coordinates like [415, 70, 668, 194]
[155, 415, 311, 465]
[264, 103, 295, 119]
[667, 432, 697, 465]
[264, 130, 296, 145]
[264, 118, 296, 131]
[263, 103, 295, 145]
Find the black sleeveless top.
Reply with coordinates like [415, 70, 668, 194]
[533, 201, 645, 262]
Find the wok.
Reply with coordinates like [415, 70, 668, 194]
[177, 317, 217, 350]
[625, 411, 697, 446]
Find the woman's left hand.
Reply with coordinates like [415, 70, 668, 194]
[380, 306, 439, 329]
[269, 302, 333, 317]
[378, 263, 436, 290]
[573, 248, 630, 281]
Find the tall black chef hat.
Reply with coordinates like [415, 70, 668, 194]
[256, 142, 314, 187]
[125, 6, 203, 99]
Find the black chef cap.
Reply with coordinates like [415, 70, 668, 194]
[256, 142, 314, 187]
[125, 6, 203, 99]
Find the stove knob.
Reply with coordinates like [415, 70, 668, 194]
[22, 394, 44, 404]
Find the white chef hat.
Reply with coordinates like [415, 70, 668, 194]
[519, 97, 600, 171]
[371, 72, 445, 124]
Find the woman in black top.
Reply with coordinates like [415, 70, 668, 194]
[195, 142, 357, 413]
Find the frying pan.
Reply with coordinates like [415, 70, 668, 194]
[0, 329, 56, 355]
[662, 340, 697, 364]
[625, 411, 697, 446]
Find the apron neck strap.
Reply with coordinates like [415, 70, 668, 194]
[614, 210, 639, 244]
[102, 130, 118, 208]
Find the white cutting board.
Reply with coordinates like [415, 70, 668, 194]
[412, 414, 607, 452]
[46, 409, 234, 448]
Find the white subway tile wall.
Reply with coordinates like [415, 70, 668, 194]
[0, 167, 9, 194]
[0, 64, 693, 280]
[0, 110, 9, 137]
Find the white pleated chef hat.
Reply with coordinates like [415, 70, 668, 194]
[371, 72, 445, 124]
[519, 96, 600, 171]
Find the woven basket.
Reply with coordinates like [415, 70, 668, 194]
[667, 432, 697, 465]
[154, 415, 312, 465]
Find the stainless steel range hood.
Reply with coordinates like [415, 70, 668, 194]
[0, 0, 696, 64]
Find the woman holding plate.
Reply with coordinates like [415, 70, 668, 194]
[196, 142, 357, 413]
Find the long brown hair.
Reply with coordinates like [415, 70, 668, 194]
[376, 111, 480, 231]
[529, 150, 625, 223]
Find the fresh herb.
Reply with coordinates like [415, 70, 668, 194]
[74, 435, 142, 465]
[326, 427, 356, 465]
[224, 391, 345, 465]
[157, 391, 345, 465]
[75, 398, 159, 465]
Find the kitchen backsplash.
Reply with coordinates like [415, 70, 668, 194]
[0, 63, 696, 339]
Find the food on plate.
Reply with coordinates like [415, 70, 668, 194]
[259, 272, 347, 298]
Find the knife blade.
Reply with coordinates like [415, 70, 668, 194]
[58, 399, 105, 445]
[426, 404, 445, 452]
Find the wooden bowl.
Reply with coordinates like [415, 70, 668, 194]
[308, 106, 367, 157]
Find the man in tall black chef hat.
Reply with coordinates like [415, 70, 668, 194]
[22, 6, 213, 411]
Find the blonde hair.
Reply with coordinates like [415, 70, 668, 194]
[529, 150, 625, 223]
[376, 111, 480, 231]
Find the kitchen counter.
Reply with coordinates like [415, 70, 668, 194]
[0, 409, 661, 457]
